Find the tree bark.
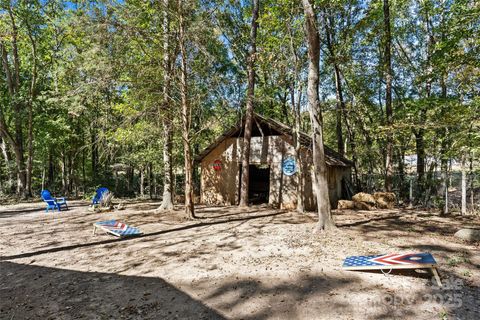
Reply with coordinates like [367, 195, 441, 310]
[333, 65, 345, 156]
[91, 129, 98, 179]
[10, 6, 26, 198]
[287, 13, 304, 213]
[61, 154, 67, 195]
[127, 164, 134, 194]
[440, 132, 449, 215]
[26, 25, 38, 197]
[461, 153, 467, 215]
[415, 5, 435, 204]
[291, 83, 304, 213]
[469, 151, 474, 213]
[149, 162, 153, 199]
[323, 13, 345, 156]
[82, 148, 86, 191]
[383, 0, 394, 192]
[158, 0, 174, 211]
[160, 121, 174, 208]
[140, 166, 145, 197]
[302, 0, 334, 231]
[48, 150, 54, 188]
[343, 110, 359, 190]
[239, 0, 259, 207]
[414, 126, 426, 199]
[0, 137, 14, 192]
[179, 0, 195, 218]
[323, 10, 359, 189]
[439, 75, 448, 214]
[0, 6, 27, 198]
[41, 162, 46, 191]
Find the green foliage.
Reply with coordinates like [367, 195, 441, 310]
[0, 0, 478, 202]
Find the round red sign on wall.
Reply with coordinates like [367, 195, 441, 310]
[212, 159, 222, 171]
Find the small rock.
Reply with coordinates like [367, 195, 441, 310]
[454, 229, 480, 242]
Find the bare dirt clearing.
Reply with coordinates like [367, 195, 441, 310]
[1, 201, 479, 319]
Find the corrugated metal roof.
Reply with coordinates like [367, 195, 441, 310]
[196, 113, 353, 167]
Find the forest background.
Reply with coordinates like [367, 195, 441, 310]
[0, 0, 479, 214]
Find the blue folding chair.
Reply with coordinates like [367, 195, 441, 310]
[92, 187, 110, 206]
[41, 190, 68, 212]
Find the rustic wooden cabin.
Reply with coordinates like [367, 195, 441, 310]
[196, 113, 352, 210]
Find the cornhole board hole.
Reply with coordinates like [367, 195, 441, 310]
[342, 252, 442, 286]
[93, 220, 142, 238]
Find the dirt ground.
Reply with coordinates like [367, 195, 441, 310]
[0, 200, 479, 320]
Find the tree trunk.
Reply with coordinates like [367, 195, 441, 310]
[323, 13, 345, 156]
[68, 153, 74, 194]
[415, 6, 437, 205]
[158, 0, 174, 211]
[287, 12, 304, 213]
[291, 83, 304, 213]
[127, 164, 134, 194]
[26, 93, 34, 197]
[439, 75, 448, 214]
[302, 0, 334, 231]
[0, 8, 27, 198]
[333, 64, 345, 156]
[469, 151, 474, 213]
[0, 137, 14, 192]
[414, 126, 426, 200]
[25, 24, 38, 198]
[41, 162, 46, 191]
[344, 113, 359, 191]
[159, 121, 174, 208]
[13, 143, 26, 198]
[114, 170, 119, 194]
[149, 162, 153, 199]
[179, 0, 195, 218]
[441, 153, 449, 215]
[383, 0, 394, 192]
[461, 153, 467, 215]
[61, 154, 67, 195]
[82, 148, 86, 192]
[48, 150, 54, 188]
[91, 129, 98, 179]
[239, 0, 259, 207]
[140, 167, 145, 197]
[193, 142, 200, 195]
[10, 7, 26, 198]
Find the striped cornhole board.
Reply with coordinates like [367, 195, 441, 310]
[343, 252, 442, 286]
[93, 220, 142, 237]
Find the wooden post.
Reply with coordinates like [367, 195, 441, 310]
[431, 267, 442, 287]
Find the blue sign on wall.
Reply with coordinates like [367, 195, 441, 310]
[282, 157, 296, 176]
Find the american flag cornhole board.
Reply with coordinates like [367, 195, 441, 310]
[93, 220, 142, 238]
[343, 252, 442, 286]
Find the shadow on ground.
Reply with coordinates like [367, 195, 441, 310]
[0, 261, 225, 320]
[0, 202, 88, 219]
[0, 210, 287, 261]
[1, 204, 479, 319]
